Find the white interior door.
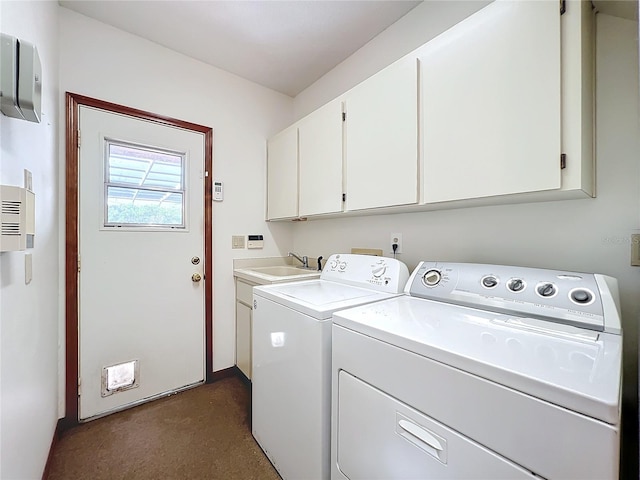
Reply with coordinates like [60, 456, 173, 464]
[78, 106, 205, 421]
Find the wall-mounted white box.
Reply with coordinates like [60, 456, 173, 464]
[1, 185, 35, 251]
[0, 33, 42, 123]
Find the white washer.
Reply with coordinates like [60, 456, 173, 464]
[252, 253, 409, 480]
[331, 262, 622, 480]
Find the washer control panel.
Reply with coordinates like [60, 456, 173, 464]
[321, 253, 410, 293]
[408, 262, 616, 332]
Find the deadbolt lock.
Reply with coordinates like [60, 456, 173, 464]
[191, 256, 201, 265]
[192, 273, 202, 282]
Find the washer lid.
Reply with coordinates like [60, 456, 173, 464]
[333, 296, 622, 425]
[254, 280, 399, 319]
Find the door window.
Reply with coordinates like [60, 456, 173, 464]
[104, 140, 186, 228]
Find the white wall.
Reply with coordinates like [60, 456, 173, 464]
[58, 7, 295, 379]
[294, 0, 489, 119]
[292, 9, 640, 474]
[0, 1, 60, 478]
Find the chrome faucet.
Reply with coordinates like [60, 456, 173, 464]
[288, 252, 309, 269]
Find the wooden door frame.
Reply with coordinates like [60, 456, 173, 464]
[64, 92, 214, 427]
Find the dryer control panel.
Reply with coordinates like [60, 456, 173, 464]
[321, 254, 410, 294]
[406, 262, 621, 334]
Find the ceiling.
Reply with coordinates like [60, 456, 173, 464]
[58, 0, 639, 97]
[592, 0, 638, 21]
[58, 0, 422, 97]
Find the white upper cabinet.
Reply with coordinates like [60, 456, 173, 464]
[560, 0, 594, 197]
[420, 0, 562, 203]
[265, 0, 594, 220]
[343, 56, 419, 211]
[266, 125, 298, 220]
[298, 99, 343, 217]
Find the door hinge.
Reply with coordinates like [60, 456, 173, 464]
[342, 112, 346, 122]
[560, 0, 566, 15]
[560, 153, 566, 169]
[77, 129, 81, 148]
[78, 377, 82, 396]
[342, 193, 346, 202]
[77, 254, 81, 273]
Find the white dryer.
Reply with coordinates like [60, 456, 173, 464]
[331, 262, 622, 480]
[252, 253, 409, 480]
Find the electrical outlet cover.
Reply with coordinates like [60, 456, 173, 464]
[390, 233, 403, 254]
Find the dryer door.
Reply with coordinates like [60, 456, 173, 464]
[336, 371, 537, 479]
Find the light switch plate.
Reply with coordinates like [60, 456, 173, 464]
[631, 234, 640, 266]
[232, 235, 245, 249]
[25, 253, 32, 284]
[24, 169, 33, 191]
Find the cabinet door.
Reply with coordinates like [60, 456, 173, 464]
[421, 1, 561, 203]
[344, 56, 418, 211]
[298, 99, 343, 217]
[266, 125, 298, 220]
[236, 301, 252, 379]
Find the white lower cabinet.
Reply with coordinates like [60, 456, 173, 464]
[235, 279, 256, 379]
[343, 55, 419, 211]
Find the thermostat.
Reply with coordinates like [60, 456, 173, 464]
[213, 181, 223, 201]
[247, 235, 264, 249]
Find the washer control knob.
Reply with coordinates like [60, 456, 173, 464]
[481, 275, 498, 288]
[422, 269, 442, 287]
[537, 283, 557, 297]
[571, 289, 593, 304]
[339, 262, 347, 271]
[507, 278, 525, 292]
[372, 265, 386, 278]
[330, 260, 339, 269]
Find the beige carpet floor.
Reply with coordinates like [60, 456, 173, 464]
[47, 376, 280, 480]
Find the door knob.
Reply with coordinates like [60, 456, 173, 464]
[192, 273, 202, 282]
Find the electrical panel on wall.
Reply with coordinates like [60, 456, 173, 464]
[1, 185, 35, 252]
[0, 33, 42, 123]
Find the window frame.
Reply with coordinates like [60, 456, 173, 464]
[102, 138, 188, 230]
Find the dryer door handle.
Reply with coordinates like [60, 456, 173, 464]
[398, 419, 444, 452]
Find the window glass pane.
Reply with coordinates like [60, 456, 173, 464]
[107, 187, 183, 226]
[105, 141, 185, 228]
[108, 144, 183, 189]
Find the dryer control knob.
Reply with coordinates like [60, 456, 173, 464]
[537, 283, 557, 298]
[422, 269, 442, 287]
[481, 275, 499, 288]
[372, 265, 386, 278]
[507, 278, 525, 292]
